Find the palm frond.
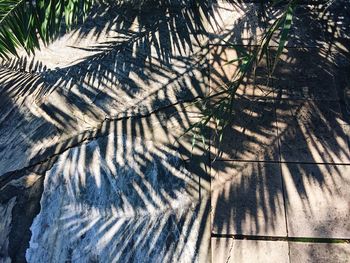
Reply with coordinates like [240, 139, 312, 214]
[0, 0, 93, 58]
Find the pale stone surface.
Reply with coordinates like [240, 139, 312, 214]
[208, 1, 268, 45]
[282, 163, 350, 238]
[209, 46, 343, 101]
[25, 133, 209, 263]
[333, 51, 350, 125]
[343, 125, 350, 150]
[0, 3, 209, 177]
[276, 100, 350, 164]
[289, 242, 350, 263]
[212, 238, 289, 263]
[211, 161, 286, 236]
[0, 69, 60, 176]
[0, 197, 16, 263]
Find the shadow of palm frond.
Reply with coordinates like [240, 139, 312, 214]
[210, 0, 350, 254]
[0, 2, 215, 261]
[0, 87, 211, 262]
[0, 0, 349, 262]
[26, 127, 208, 262]
[0, 0, 216, 174]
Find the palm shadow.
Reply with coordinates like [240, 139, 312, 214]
[0, 0, 349, 262]
[0, 1, 215, 262]
[210, 0, 350, 258]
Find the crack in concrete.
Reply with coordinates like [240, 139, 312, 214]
[0, 96, 200, 186]
[0, 94, 202, 263]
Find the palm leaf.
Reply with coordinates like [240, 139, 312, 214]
[0, 0, 93, 58]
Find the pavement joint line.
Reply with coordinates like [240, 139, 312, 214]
[275, 103, 291, 262]
[211, 159, 350, 166]
[214, 0, 329, 5]
[211, 234, 350, 244]
[207, 44, 325, 49]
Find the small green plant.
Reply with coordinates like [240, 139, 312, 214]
[185, 0, 296, 157]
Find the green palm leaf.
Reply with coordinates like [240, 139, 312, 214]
[0, 0, 93, 58]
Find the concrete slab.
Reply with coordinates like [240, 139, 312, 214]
[209, 44, 275, 99]
[282, 163, 350, 238]
[212, 99, 279, 161]
[289, 242, 350, 263]
[276, 100, 350, 164]
[332, 51, 350, 124]
[208, 2, 266, 46]
[212, 237, 289, 263]
[273, 48, 338, 100]
[211, 161, 286, 236]
[209, 2, 350, 50]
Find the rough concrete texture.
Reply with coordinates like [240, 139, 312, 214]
[276, 100, 350, 164]
[289, 242, 350, 263]
[25, 134, 207, 262]
[282, 163, 350, 238]
[213, 99, 280, 161]
[208, 2, 268, 45]
[0, 198, 16, 263]
[212, 238, 289, 263]
[209, 1, 350, 48]
[273, 48, 340, 100]
[211, 161, 286, 236]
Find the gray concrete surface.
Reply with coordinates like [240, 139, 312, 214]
[0, 1, 350, 262]
[210, 1, 350, 263]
